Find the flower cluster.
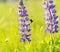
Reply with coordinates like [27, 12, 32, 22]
[18, 0, 31, 42]
[43, 0, 58, 33]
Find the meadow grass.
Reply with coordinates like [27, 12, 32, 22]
[0, 0, 60, 52]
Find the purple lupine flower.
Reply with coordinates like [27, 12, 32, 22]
[42, 0, 48, 9]
[19, 27, 25, 32]
[49, 0, 53, 3]
[25, 32, 31, 37]
[25, 27, 30, 31]
[26, 37, 31, 42]
[19, 32, 25, 36]
[25, 23, 30, 27]
[45, 21, 50, 26]
[20, 38, 25, 42]
[45, 28, 50, 32]
[43, 0, 58, 33]
[51, 9, 56, 13]
[18, 0, 31, 42]
[49, 4, 55, 9]
[24, 17, 29, 21]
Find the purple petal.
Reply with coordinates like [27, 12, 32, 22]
[45, 22, 50, 26]
[44, 17, 49, 20]
[49, 4, 55, 8]
[49, 0, 53, 3]
[25, 32, 31, 37]
[45, 28, 50, 32]
[42, 2, 48, 9]
[51, 9, 56, 13]
[19, 28, 25, 32]
[43, 5, 48, 9]
[18, 23, 24, 26]
[26, 38, 31, 42]
[54, 25, 58, 28]
[54, 21, 58, 24]
[23, 9, 27, 13]
[25, 27, 30, 31]
[25, 23, 30, 27]
[44, 12, 49, 16]
[49, 16, 53, 20]
[18, 18, 23, 22]
[24, 17, 29, 21]
[24, 14, 28, 16]
[50, 23, 54, 26]
[20, 38, 25, 42]
[53, 16, 58, 19]
[20, 32, 25, 36]
[19, 10, 22, 12]
[18, 22, 24, 26]
[22, 6, 25, 9]
[51, 28, 55, 33]
[19, 0, 23, 6]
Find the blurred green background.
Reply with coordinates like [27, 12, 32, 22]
[0, 0, 60, 52]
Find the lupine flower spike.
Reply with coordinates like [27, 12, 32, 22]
[42, 0, 58, 52]
[18, 0, 31, 42]
[43, 0, 58, 33]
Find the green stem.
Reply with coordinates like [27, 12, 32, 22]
[50, 33, 54, 52]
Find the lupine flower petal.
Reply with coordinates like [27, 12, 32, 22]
[49, 0, 53, 3]
[54, 21, 58, 24]
[26, 32, 31, 37]
[20, 32, 24, 36]
[50, 28, 55, 33]
[20, 38, 25, 42]
[24, 17, 29, 21]
[42, 2, 48, 9]
[44, 17, 50, 20]
[54, 25, 58, 28]
[18, 18, 23, 22]
[55, 29, 58, 32]
[22, 6, 25, 9]
[45, 22, 50, 26]
[49, 4, 55, 8]
[19, 28, 25, 32]
[54, 16, 58, 19]
[25, 23, 30, 27]
[44, 11, 49, 16]
[26, 37, 31, 42]
[49, 16, 52, 19]
[19, 0, 23, 6]
[45, 28, 50, 32]
[51, 9, 56, 13]
[25, 27, 30, 31]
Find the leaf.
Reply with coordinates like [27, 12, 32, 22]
[55, 36, 60, 45]
[55, 42, 60, 45]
